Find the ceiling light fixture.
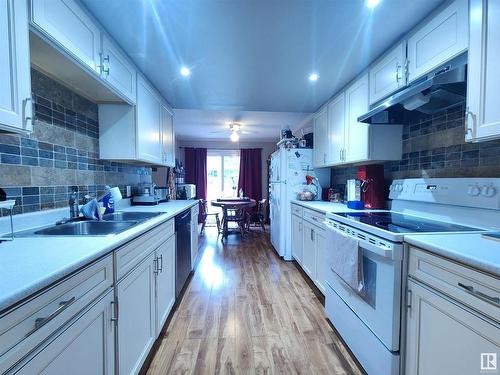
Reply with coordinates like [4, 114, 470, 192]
[366, 0, 381, 9]
[180, 66, 191, 77]
[230, 131, 239, 142]
[308, 73, 319, 82]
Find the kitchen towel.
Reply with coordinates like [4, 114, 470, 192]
[327, 226, 364, 292]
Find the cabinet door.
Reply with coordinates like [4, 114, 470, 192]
[344, 74, 370, 163]
[117, 252, 156, 375]
[407, 0, 468, 83]
[301, 221, 316, 279]
[155, 235, 176, 336]
[291, 214, 303, 264]
[31, 0, 101, 74]
[161, 105, 175, 167]
[14, 290, 115, 375]
[405, 280, 500, 375]
[101, 34, 137, 104]
[313, 107, 328, 167]
[369, 42, 406, 104]
[0, 0, 32, 133]
[136, 77, 162, 164]
[467, 0, 500, 142]
[314, 229, 326, 294]
[327, 92, 345, 165]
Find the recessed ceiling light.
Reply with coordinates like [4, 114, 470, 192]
[180, 66, 191, 77]
[309, 73, 319, 82]
[366, 0, 381, 9]
[230, 131, 239, 142]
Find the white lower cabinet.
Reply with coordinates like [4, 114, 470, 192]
[117, 252, 156, 375]
[292, 207, 327, 294]
[314, 229, 326, 294]
[155, 235, 176, 336]
[13, 290, 115, 375]
[302, 220, 317, 279]
[405, 279, 500, 375]
[291, 213, 303, 264]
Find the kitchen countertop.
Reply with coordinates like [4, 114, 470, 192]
[405, 233, 500, 276]
[291, 200, 360, 214]
[0, 200, 198, 314]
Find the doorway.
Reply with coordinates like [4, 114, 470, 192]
[206, 149, 240, 223]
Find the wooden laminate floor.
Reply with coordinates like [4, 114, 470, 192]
[146, 228, 364, 375]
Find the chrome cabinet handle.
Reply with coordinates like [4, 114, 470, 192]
[396, 63, 402, 83]
[458, 282, 500, 306]
[465, 108, 475, 138]
[158, 254, 163, 273]
[99, 54, 110, 76]
[110, 298, 118, 322]
[153, 257, 158, 274]
[24, 97, 34, 131]
[26, 297, 76, 337]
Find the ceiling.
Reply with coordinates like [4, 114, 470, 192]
[173, 109, 311, 141]
[82, 0, 443, 114]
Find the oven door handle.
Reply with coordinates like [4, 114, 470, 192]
[324, 220, 393, 259]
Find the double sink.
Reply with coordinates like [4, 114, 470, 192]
[16, 211, 165, 237]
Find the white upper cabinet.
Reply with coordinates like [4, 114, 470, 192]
[0, 0, 33, 133]
[407, 0, 468, 83]
[31, 0, 101, 74]
[327, 92, 345, 165]
[101, 34, 137, 104]
[161, 105, 175, 167]
[369, 42, 406, 105]
[313, 106, 328, 167]
[137, 76, 163, 165]
[467, 0, 500, 142]
[344, 74, 370, 163]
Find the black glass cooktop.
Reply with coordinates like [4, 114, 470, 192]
[334, 211, 483, 234]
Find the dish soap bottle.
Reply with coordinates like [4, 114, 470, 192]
[102, 186, 115, 214]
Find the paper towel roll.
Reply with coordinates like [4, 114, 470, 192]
[109, 186, 122, 203]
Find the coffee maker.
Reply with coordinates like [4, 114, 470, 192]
[357, 164, 385, 209]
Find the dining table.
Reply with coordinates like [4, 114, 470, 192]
[211, 198, 256, 240]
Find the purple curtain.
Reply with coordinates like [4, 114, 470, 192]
[237, 148, 262, 203]
[184, 148, 207, 223]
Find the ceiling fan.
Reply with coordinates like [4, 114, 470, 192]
[209, 122, 256, 142]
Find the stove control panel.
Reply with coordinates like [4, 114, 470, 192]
[389, 178, 500, 209]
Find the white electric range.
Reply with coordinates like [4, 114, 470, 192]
[323, 178, 500, 375]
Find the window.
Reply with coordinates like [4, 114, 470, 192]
[206, 149, 240, 201]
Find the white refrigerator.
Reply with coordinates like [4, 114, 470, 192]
[269, 148, 327, 260]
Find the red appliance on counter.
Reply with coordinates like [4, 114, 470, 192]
[357, 165, 385, 209]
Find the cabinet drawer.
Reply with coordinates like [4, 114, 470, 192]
[0, 254, 113, 373]
[115, 219, 174, 280]
[303, 208, 325, 227]
[291, 204, 303, 217]
[408, 246, 500, 323]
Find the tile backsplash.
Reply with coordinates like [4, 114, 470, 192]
[331, 103, 500, 187]
[0, 69, 152, 215]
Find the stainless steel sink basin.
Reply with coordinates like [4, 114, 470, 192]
[102, 211, 164, 222]
[32, 220, 138, 236]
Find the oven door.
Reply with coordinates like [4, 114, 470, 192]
[324, 220, 403, 351]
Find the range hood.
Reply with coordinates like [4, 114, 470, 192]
[358, 54, 467, 124]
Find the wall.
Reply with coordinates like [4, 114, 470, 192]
[176, 139, 278, 199]
[331, 103, 500, 189]
[0, 69, 151, 215]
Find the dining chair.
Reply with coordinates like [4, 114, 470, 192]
[223, 207, 247, 237]
[246, 199, 267, 231]
[200, 199, 221, 235]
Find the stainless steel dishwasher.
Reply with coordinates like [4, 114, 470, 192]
[175, 209, 192, 297]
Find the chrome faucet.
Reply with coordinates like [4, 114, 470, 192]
[69, 191, 79, 219]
